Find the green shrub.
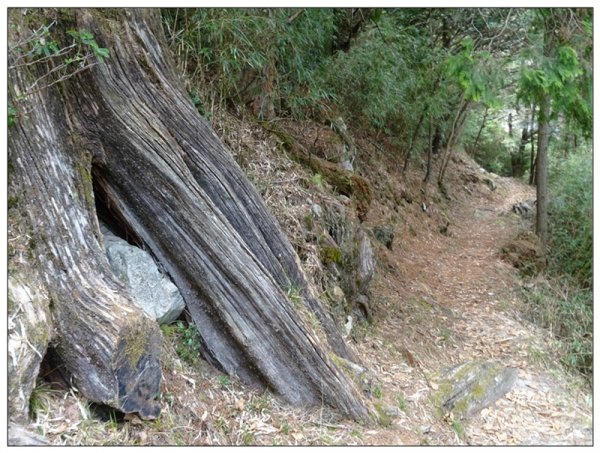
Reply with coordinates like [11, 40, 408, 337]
[319, 245, 343, 266]
[162, 8, 336, 118]
[461, 110, 514, 176]
[520, 279, 591, 380]
[548, 150, 592, 289]
[161, 320, 202, 366]
[218, 375, 231, 388]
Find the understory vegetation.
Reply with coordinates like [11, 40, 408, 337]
[521, 148, 592, 379]
[161, 7, 592, 382]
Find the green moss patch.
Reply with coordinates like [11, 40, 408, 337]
[320, 245, 343, 266]
[431, 361, 518, 420]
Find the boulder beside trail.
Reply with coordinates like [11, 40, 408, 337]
[432, 361, 518, 420]
[500, 230, 546, 275]
[101, 225, 185, 325]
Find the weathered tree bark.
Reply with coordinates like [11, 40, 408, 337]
[7, 274, 52, 424]
[8, 11, 162, 420]
[8, 8, 370, 422]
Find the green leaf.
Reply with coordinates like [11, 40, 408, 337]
[94, 47, 110, 62]
[80, 30, 94, 41]
[8, 104, 17, 127]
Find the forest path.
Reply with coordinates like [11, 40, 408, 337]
[357, 172, 592, 445]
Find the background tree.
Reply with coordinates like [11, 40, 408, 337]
[517, 8, 592, 250]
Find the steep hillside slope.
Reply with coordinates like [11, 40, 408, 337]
[24, 109, 591, 446]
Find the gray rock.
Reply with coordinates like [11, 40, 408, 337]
[420, 425, 432, 435]
[340, 159, 354, 172]
[344, 315, 353, 336]
[513, 198, 537, 216]
[329, 285, 345, 304]
[485, 178, 497, 191]
[374, 224, 395, 249]
[383, 406, 403, 418]
[101, 225, 185, 324]
[311, 203, 323, 218]
[338, 195, 351, 205]
[512, 201, 531, 215]
[432, 361, 518, 420]
[357, 228, 375, 292]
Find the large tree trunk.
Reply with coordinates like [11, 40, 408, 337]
[8, 10, 163, 421]
[8, 8, 371, 423]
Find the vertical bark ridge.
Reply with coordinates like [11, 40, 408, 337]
[71, 10, 368, 418]
[8, 23, 163, 419]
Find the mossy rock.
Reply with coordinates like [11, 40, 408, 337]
[329, 353, 374, 399]
[431, 361, 518, 420]
[501, 230, 546, 275]
[373, 224, 395, 250]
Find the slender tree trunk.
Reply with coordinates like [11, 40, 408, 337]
[423, 113, 434, 183]
[438, 93, 469, 186]
[332, 8, 373, 53]
[455, 103, 470, 138]
[402, 109, 426, 174]
[535, 16, 558, 252]
[512, 127, 528, 177]
[471, 106, 489, 157]
[8, 8, 370, 423]
[536, 94, 550, 251]
[528, 107, 537, 185]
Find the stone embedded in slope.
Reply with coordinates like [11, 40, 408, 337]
[356, 228, 375, 293]
[100, 225, 185, 325]
[373, 224, 394, 250]
[432, 360, 518, 420]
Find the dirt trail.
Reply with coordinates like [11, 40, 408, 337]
[355, 172, 592, 445]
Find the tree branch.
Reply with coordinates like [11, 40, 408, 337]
[287, 8, 305, 24]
